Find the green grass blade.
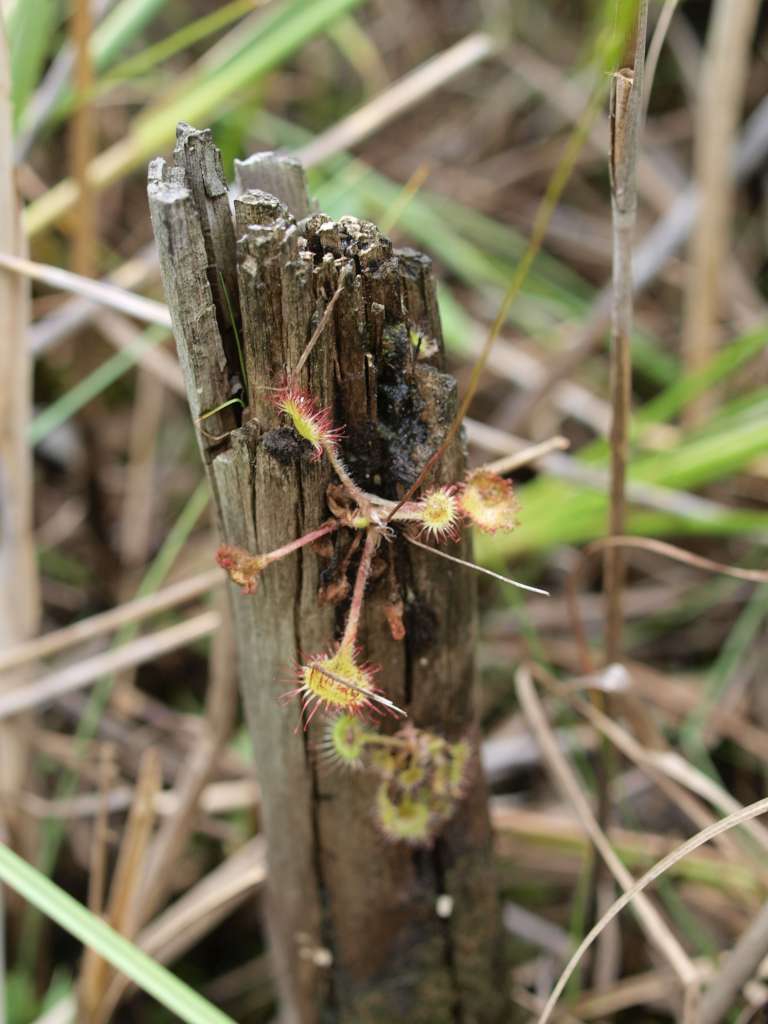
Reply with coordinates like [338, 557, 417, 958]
[43, 0, 255, 128]
[638, 324, 768, 426]
[91, 0, 170, 71]
[28, 326, 169, 445]
[680, 582, 768, 765]
[101, 0, 255, 86]
[24, 0, 368, 237]
[6, 0, 61, 122]
[15, 0, 172, 143]
[476, 411, 768, 559]
[0, 841, 235, 1024]
[133, 0, 367, 145]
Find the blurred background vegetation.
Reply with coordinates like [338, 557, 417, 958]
[2, 0, 768, 1021]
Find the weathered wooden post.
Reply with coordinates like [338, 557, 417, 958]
[148, 123, 507, 1024]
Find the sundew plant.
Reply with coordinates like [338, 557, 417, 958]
[216, 372, 532, 846]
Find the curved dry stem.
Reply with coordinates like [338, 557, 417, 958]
[516, 666, 698, 1001]
[588, 535, 768, 583]
[537, 797, 768, 1024]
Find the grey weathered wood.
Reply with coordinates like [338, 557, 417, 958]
[173, 123, 242, 393]
[234, 151, 312, 219]
[233, 189, 287, 234]
[147, 157, 235, 448]
[0, 18, 40, 826]
[150, 128, 506, 1024]
[213, 423, 329, 1023]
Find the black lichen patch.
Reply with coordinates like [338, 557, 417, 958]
[377, 324, 430, 493]
[261, 426, 313, 465]
[404, 595, 438, 651]
[341, 421, 385, 492]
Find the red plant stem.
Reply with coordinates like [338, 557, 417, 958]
[341, 529, 379, 649]
[264, 520, 339, 566]
[325, 444, 372, 514]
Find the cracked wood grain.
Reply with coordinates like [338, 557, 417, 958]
[150, 133, 506, 1024]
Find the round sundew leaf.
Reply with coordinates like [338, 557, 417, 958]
[414, 486, 461, 541]
[459, 469, 519, 534]
[322, 713, 369, 770]
[374, 783, 436, 846]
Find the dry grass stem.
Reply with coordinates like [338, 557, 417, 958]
[643, 0, 681, 119]
[297, 33, 495, 169]
[78, 745, 115, 1021]
[600, 42, 654, 967]
[697, 900, 768, 1024]
[605, 0, 648, 663]
[94, 310, 185, 395]
[30, 245, 159, 357]
[33, 836, 265, 1023]
[140, 589, 237, 915]
[23, 778, 259, 822]
[0, 610, 221, 720]
[588, 536, 768, 584]
[566, 688, 768, 857]
[681, 0, 761, 425]
[573, 961, 713, 1021]
[118, 370, 166, 572]
[0, 10, 41, 825]
[537, 666, 748, 862]
[0, 569, 222, 674]
[537, 796, 768, 1024]
[491, 804, 762, 898]
[136, 837, 266, 965]
[7, 7, 768, 1019]
[99, 594, 238, 1018]
[483, 436, 570, 475]
[0, 252, 171, 327]
[460, 316, 612, 434]
[79, 748, 161, 1023]
[103, 838, 267, 1013]
[509, 90, 768, 433]
[503, 40, 673, 213]
[515, 666, 699, 994]
[466, 418, 736, 521]
[85, 745, 114, 919]
[70, 0, 96, 277]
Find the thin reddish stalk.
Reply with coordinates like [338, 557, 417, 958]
[325, 445, 372, 513]
[341, 529, 379, 649]
[265, 520, 340, 565]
